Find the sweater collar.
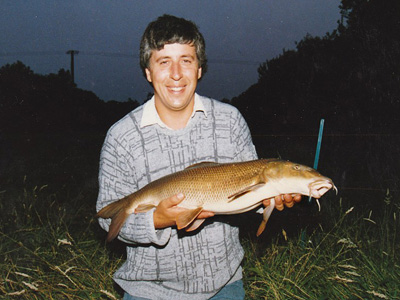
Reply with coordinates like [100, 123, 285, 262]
[140, 93, 207, 129]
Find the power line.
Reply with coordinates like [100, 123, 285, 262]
[0, 51, 65, 57]
[0, 51, 262, 65]
[79, 51, 135, 58]
[208, 58, 260, 66]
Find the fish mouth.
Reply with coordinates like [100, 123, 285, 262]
[309, 178, 338, 198]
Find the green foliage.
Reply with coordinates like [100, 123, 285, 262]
[231, 0, 400, 194]
[0, 61, 140, 134]
[1, 178, 399, 299]
[0, 131, 399, 299]
[1, 1, 399, 298]
[0, 180, 124, 299]
[232, 0, 400, 134]
[242, 193, 400, 299]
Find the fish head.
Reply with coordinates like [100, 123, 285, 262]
[261, 160, 337, 198]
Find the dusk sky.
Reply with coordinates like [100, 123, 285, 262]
[0, 1, 341, 102]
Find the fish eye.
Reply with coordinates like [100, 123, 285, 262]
[293, 165, 301, 170]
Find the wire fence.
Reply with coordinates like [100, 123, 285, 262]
[252, 132, 400, 195]
[2, 131, 399, 198]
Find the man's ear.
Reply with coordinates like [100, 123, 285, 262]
[197, 67, 202, 80]
[145, 68, 152, 83]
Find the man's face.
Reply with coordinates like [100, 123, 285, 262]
[145, 43, 202, 115]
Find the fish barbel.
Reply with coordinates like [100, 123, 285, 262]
[97, 159, 337, 242]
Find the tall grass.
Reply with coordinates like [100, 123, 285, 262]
[1, 179, 399, 299]
[0, 179, 123, 299]
[242, 191, 400, 299]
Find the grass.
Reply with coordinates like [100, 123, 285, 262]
[1, 131, 399, 299]
[1, 179, 399, 299]
[242, 191, 400, 299]
[0, 179, 123, 299]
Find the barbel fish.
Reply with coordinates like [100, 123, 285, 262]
[97, 159, 337, 242]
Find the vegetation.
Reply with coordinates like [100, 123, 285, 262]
[1, 173, 399, 299]
[1, 0, 399, 299]
[232, 0, 400, 193]
[0, 61, 139, 135]
[232, 0, 400, 135]
[0, 178, 123, 299]
[242, 192, 400, 299]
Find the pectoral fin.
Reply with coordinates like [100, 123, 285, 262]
[256, 198, 275, 237]
[135, 203, 157, 213]
[176, 207, 203, 230]
[228, 183, 266, 202]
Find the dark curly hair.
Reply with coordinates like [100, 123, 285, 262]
[139, 14, 207, 77]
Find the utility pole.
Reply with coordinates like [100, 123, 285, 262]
[66, 50, 79, 84]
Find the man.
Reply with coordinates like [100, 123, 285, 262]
[97, 14, 301, 300]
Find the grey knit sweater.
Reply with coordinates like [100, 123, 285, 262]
[96, 95, 257, 299]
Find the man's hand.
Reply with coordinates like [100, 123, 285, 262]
[262, 194, 302, 210]
[153, 193, 215, 229]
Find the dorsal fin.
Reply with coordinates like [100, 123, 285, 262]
[185, 162, 220, 170]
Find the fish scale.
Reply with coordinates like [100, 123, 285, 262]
[97, 159, 337, 242]
[151, 160, 265, 206]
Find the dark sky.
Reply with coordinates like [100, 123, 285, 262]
[0, 1, 341, 102]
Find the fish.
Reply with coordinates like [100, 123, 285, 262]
[96, 158, 337, 242]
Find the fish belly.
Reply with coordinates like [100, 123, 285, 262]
[201, 186, 271, 215]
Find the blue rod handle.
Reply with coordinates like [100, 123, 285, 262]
[313, 119, 325, 170]
[309, 119, 325, 203]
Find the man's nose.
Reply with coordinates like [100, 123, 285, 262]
[170, 62, 183, 80]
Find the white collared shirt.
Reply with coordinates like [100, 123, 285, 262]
[140, 93, 208, 129]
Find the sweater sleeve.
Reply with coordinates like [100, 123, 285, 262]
[232, 108, 258, 161]
[96, 126, 171, 246]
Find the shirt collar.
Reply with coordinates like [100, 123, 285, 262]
[140, 93, 207, 129]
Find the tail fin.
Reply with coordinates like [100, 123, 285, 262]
[96, 201, 130, 242]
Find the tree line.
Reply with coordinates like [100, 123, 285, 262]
[1, 0, 399, 137]
[0, 62, 139, 135]
[232, 0, 400, 134]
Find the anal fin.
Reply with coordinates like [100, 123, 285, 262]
[256, 198, 275, 237]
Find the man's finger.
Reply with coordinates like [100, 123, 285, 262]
[274, 195, 285, 211]
[283, 194, 293, 203]
[293, 194, 302, 202]
[285, 201, 294, 208]
[164, 193, 185, 207]
[274, 195, 283, 205]
[262, 199, 271, 207]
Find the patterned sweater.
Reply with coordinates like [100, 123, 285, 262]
[96, 94, 257, 299]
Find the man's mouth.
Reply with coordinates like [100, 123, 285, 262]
[168, 86, 185, 92]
